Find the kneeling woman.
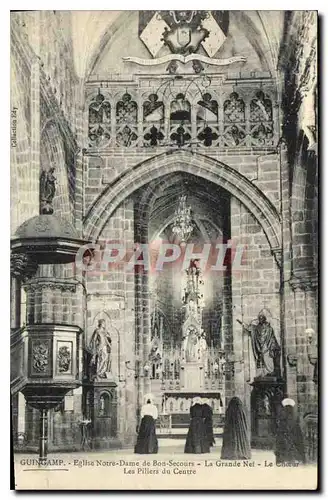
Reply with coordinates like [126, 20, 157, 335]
[184, 397, 210, 454]
[134, 397, 158, 454]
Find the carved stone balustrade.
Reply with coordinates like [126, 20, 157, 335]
[85, 75, 279, 152]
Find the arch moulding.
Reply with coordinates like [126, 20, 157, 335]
[83, 150, 282, 251]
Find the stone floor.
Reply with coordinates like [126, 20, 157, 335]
[14, 439, 318, 491]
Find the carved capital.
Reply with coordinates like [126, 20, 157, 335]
[290, 272, 318, 292]
[271, 247, 282, 269]
[25, 278, 77, 293]
[287, 353, 298, 367]
[11, 253, 38, 281]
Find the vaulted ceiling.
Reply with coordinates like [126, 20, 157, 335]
[134, 172, 231, 242]
[69, 11, 285, 80]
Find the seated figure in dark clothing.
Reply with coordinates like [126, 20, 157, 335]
[202, 398, 215, 447]
[134, 396, 158, 454]
[275, 398, 306, 465]
[221, 397, 251, 460]
[184, 397, 210, 454]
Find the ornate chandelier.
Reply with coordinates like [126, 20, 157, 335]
[172, 195, 194, 243]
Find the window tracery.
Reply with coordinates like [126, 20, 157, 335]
[88, 92, 111, 147]
[196, 93, 219, 147]
[223, 92, 246, 146]
[250, 91, 274, 146]
[116, 93, 138, 147]
[143, 93, 165, 147]
[170, 94, 191, 147]
[86, 84, 277, 150]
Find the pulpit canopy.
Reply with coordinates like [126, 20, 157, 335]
[11, 214, 89, 264]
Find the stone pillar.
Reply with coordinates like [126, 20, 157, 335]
[289, 275, 318, 415]
[134, 216, 152, 415]
[230, 190, 282, 442]
[10, 273, 21, 330]
[278, 143, 297, 402]
[73, 94, 86, 237]
[142, 269, 152, 398]
[10, 254, 38, 330]
[39, 408, 48, 463]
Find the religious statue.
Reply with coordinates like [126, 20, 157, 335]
[258, 394, 271, 416]
[149, 334, 162, 362]
[88, 319, 112, 379]
[186, 299, 198, 317]
[184, 326, 199, 362]
[238, 313, 281, 377]
[199, 332, 208, 358]
[40, 167, 57, 214]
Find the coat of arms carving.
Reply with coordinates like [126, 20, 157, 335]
[126, 11, 245, 74]
[161, 11, 209, 55]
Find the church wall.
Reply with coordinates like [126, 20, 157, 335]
[11, 26, 37, 235]
[12, 11, 78, 130]
[11, 12, 78, 237]
[281, 140, 318, 453]
[277, 10, 318, 458]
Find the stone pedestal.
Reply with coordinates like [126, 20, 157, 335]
[83, 380, 120, 450]
[250, 376, 284, 449]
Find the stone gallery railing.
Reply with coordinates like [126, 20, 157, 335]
[85, 75, 278, 151]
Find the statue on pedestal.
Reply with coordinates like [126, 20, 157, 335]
[40, 167, 57, 214]
[199, 331, 208, 359]
[88, 319, 112, 379]
[183, 326, 199, 362]
[238, 313, 281, 377]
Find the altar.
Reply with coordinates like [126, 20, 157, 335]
[162, 391, 224, 428]
[149, 259, 226, 425]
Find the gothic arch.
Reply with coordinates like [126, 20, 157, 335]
[83, 150, 281, 251]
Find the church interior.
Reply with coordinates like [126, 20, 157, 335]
[10, 10, 318, 462]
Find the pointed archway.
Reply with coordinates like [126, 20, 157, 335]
[83, 150, 281, 253]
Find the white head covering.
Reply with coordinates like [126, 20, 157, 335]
[144, 393, 154, 405]
[192, 397, 203, 406]
[282, 398, 296, 407]
[202, 398, 210, 405]
[141, 396, 158, 419]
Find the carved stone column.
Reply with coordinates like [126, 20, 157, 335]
[10, 254, 38, 330]
[289, 273, 318, 417]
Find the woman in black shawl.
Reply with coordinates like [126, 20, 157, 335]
[184, 397, 210, 454]
[275, 398, 305, 465]
[134, 397, 158, 454]
[202, 399, 215, 447]
[221, 397, 251, 460]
